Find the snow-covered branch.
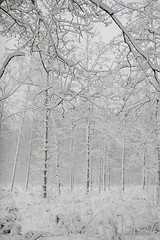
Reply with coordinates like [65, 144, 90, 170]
[0, 83, 23, 101]
[0, 50, 25, 79]
[89, 0, 160, 73]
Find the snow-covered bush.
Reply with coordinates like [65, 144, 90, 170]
[0, 205, 21, 236]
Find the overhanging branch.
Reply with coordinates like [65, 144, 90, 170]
[0, 49, 25, 79]
[89, 0, 160, 73]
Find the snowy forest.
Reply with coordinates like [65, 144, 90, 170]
[0, 0, 160, 239]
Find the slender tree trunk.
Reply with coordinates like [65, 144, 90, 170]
[90, 127, 94, 192]
[99, 154, 103, 193]
[11, 110, 25, 191]
[122, 114, 127, 191]
[142, 144, 146, 190]
[43, 72, 49, 198]
[157, 147, 160, 201]
[130, 166, 133, 186]
[86, 119, 91, 194]
[56, 158, 61, 195]
[103, 141, 110, 191]
[55, 139, 61, 195]
[90, 155, 93, 192]
[122, 147, 125, 191]
[70, 122, 76, 192]
[104, 114, 111, 190]
[108, 154, 111, 190]
[151, 14, 160, 202]
[0, 101, 4, 133]
[25, 112, 34, 190]
[85, 34, 93, 194]
[70, 122, 74, 192]
[103, 143, 107, 191]
[70, 129, 74, 192]
[155, 98, 160, 203]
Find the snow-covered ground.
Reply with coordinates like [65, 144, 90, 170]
[0, 186, 160, 240]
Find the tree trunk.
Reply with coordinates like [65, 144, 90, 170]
[90, 156, 93, 192]
[142, 144, 146, 190]
[103, 142, 110, 191]
[86, 119, 91, 194]
[122, 114, 127, 191]
[108, 158, 111, 190]
[99, 154, 103, 193]
[157, 146, 160, 201]
[0, 101, 4, 133]
[25, 112, 34, 190]
[130, 166, 133, 186]
[55, 140, 61, 195]
[11, 110, 25, 191]
[70, 122, 76, 192]
[43, 73, 49, 198]
[155, 98, 160, 203]
[103, 143, 107, 191]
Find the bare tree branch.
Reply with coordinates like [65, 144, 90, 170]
[89, 0, 160, 73]
[0, 50, 25, 79]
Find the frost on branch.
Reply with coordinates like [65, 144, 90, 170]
[0, 49, 25, 79]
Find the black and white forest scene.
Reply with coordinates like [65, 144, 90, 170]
[0, 0, 160, 239]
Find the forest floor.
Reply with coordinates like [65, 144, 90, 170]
[0, 186, 160, 240]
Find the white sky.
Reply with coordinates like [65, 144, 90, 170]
[97, 21, 121, 42]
